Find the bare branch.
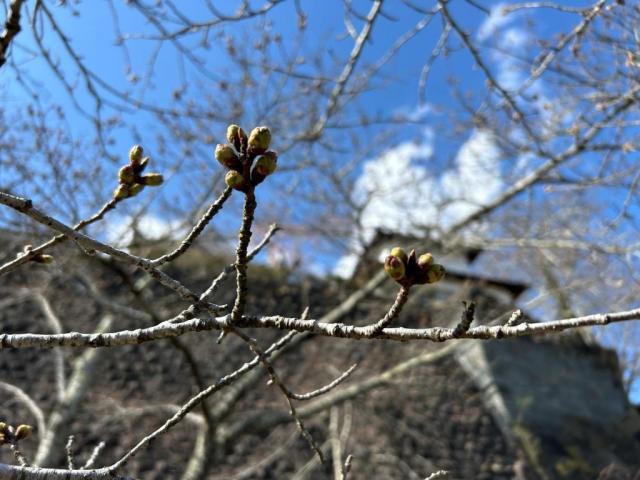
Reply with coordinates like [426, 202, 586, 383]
[2, 305, 639, 349]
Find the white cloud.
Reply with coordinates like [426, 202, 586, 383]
[477, 3, 513, 41]
[440, 129, 504, 227]
[332, 253, 360, 279]
[354, 128, 437, 243]
[394, 103, 432, 122]
[333, 128, 504, 278]
[104, 214, 187, 248]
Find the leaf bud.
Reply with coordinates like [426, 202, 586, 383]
[14, 424, 32, 441]
[390, 247, 408, 264]
[129, 183, 145, 197]
[129, 145, 144, 165]
[140, 173, 164, 186]
[215, 144, 241, 170]
[417, 253, 434, 270]
[248, 126, 271, 154]
[118, 165, 136, 185]
[384, 255, 406, 281]
[114, 183, 144, 200]
[426, 264, 446, 284]
[225, 170, 247, 191]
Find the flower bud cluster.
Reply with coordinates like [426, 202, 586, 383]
[113, 145, 164, 200]
[0, 422, 32, 445]
[216, 124, 278, 192]
[384, 247, 446, 287]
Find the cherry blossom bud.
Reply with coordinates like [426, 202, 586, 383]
[118, 165, 135, 185]
[114, 183, 144, 200]
[140, 173, 164, 186]
[227, 124, 247, 150]
[427, 264, 446, 284]
[417, 253, 434, 270]
[225, 170, 247, 191]
[254, 152, 278, 176]
[215, 144, 241, 170]
[248, 126, 271, 154]
[390, 247, 408, 264]
[129, 145, 144, 165]
[384, 255, 406, 281]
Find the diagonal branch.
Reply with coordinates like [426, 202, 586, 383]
[150, 186, 232, 266]
[0, 194, 120, 277]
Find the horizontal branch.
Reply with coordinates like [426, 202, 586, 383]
[1, 306, 638, 350]
[0, 464, 132, 480]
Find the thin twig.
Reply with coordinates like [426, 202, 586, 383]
[66, 436, 75, 470]
[358, 286, 411, 335]
[451, 301, 475, 336]
[81, 442, 106, 470]
[424, 470, 449, 480]
[308, 0, 383, 138]
[290, 364, 358, 401]
[231, 327, 325, 462]
[150, 186, 232, 266]
[107, 331, 297, 473]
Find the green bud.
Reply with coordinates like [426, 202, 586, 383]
[384, 255, 406, 281]
[426, 264, 446, 284]
[227, 124, 247, 150]
[225, 170, 247, 191]
[0, 422, 7, 433]
[417, 253, 434, 270]
[129, 145, 144, 165]
[118, 165, 136, 185]
[114, 184, 144, 200]
[215, 144, 241, 169]
[254, 152, 278, 176]
[14, 424, 32, 441]
[227, 124, 240, 143]
[140, 173, 164, 186]
[114, 185, 129, 200]
[248, 126, 271, 153]
[390, 247, 408, 264]
[129, 183, 145, 197]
